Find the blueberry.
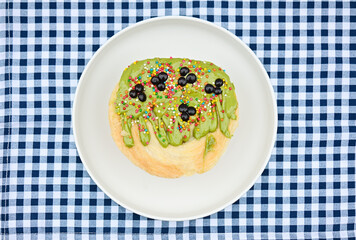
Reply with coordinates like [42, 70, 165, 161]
[129, 89, 138, 98]
[178, 77, 187, 87]
[135, 84, 144, 92]
[186, 73, 197, 84]
[178, 103, 188, 113]
[179, 67, 189, 76]
[187, 107, 196, 116]
[157, 82, 166, 91]
[214, 87, 222, 95]
[151, 76, 160, 85]
[158, 72, 168, 82]
[215, 78, 223, 87]
[204, 84, 214, 94]
[181, 112, 189, 121]
[138, 92, 147, 102]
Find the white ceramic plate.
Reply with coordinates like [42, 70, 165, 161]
[73, 17, 277, 221]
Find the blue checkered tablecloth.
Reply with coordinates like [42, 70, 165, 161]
[1, 0, 355, 239]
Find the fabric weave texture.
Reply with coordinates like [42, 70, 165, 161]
[1, 1, 355, 239]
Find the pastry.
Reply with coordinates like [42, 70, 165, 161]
[109, 58, 238, 178]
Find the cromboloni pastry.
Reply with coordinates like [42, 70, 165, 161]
[109, 58, 238, 178]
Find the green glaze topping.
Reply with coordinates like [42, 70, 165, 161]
[204, 135, 216, 157]
[114, 58, 238, 147]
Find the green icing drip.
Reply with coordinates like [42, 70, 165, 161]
[193, 108, 218, 140]
[204, 134, 216, 157]
[115, 58, 238, 147]
[138, 116, 150, 146]
[149, 118, 169, 148]
[216, 96, 231, 138]
[210, 110, 218, 132]
[167, 121, 183, 146]
[223, 83, 238, 120]
[122, 119, 134, 147]
[178, 119, 191, 143]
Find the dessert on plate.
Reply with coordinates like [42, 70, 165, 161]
[109, 58, 238, 178]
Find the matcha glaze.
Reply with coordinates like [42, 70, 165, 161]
[115, 58, 238, 148]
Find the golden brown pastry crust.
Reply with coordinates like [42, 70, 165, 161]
[109, 82, 239, 178]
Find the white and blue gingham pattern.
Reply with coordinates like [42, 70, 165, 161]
[2, 1, 355, 239]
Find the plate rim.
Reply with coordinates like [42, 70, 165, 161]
[73, 16, 278, 221]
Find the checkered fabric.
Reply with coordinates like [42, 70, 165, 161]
[1, 0, 355, 239]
